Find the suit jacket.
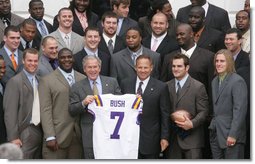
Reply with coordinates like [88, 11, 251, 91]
[3, 71, 40, 141]
[53, 10, 99, 36]
[110, 46, 161, 84]
[235, 50, 250, 71]
[118, 17, 138, 37]
[98, 35, 126, 56]
[138, 16, 180, 38]
[0, 88, 6, 144]
[34, 19, 53, 45]
[209, 73, 247, 148]
[0, 13, 24, 43]
[69, 76, 121, 150]
[176, 3, 231, 33]
[48, 30, 84, 54]
[120, 77, 170, 155]
[36, 54, 55, 77]
[0, 48, 24, 87]
[196, 26, 225, 53]
[73, 48, 111, 76]
[166, 76, 209, 150]
[18, 38, 41, 51]
[142, 34, 179, 65]
[39, 69, 85, 148]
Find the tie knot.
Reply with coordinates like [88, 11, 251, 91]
[65, 35, 69, 39]
[109, 39, 113, 44]
[67, 74, 74, 86]
[139, 81, 143, 86]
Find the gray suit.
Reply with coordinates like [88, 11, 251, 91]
[0, 47, 23, 86]
[166, 76, 209, 159]
[48, 30, 84, 54]
[209, 73, 247, 159]
[110, 46, 160, 84]
[0, 13, 24, 43]
[39, 69, 85, 159]
[69, 75, 121, 159]
[36, 54, 54, 77]
[3, 71, 42, 159]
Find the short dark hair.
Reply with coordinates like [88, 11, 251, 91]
[29, 0, 43, 9]
[58, 7, 72, 16]
[84, 26, 100, 37]
[21, 18, 36, 28]
[136, 54, 153, 66]
[23, 48, 39, 60]
[111, 0, 130, 9]
[171, 53, 190, 67]
[101, 11, 118, 23]
[41, 36, 56, 46]
[225, 28, 242, 40]
[126, 26, 142, 37]
[236, 10, 250, 19]
[58, 48, 73, 58]
[4, 25, 20, 36]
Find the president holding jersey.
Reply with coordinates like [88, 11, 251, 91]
[120, 55, 170, 159]
[69, 55, 121, 159]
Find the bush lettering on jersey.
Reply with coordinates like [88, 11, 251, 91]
[110, 100, 125, 107]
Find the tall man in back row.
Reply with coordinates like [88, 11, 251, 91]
[120, 55, 170, 159]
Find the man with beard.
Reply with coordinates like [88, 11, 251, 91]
[176, 0, 230, 34]
[53, 0, 98, 36]
[235, 10, 250, 54]
[110, 27, 160, 84]
[28, 0, 53, 44]
[98, 11, 126, 56]
[49, 7, 84, 54]
[188, 6, 225, 53]
[39, 48, 85, 159]
[0, 0, 24, 44]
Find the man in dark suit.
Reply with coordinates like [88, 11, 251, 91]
[39, 48, 85, 159]
[0, 0, 24, 44]
[69, 55, 121, 159]
[28, 0, 53, 44]
[111, 0, 138, 38]
[3, 48, 42, 159]
[0, 56, 6, 144]
[176, 0, 231, 34]
[188, 6, 225, 53]
[98, 11, 126, 56]
[110, 27, 160, 84]
[73, 27, 110, 76]
[36, 36, 58, 77]
[18, 18, 40, 51]
[166, 53, 209, 159]
[0, 26, 23, 87]
[224, 28, 250, 71]
[142, 12, 179, 65]
[120, 55, 170, 159]
[53, 0, 99, 36]
[209, 49, 247, 159]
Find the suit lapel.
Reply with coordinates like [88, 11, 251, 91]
[214, 74, 230, 104]
[82, 78, 93, 95]
[176, 76, 191, 105]
[54, 31, 66, 48]
[55, 69, 70, 88]
[205, 4, 213, 27]
[156, 35, 168, 52]
[143, 78, 155, 96]
[122, 49, 135, 69]
[21, 71, 33, 93]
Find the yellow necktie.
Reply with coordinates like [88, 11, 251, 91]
[93, 81, 99, 95]
[11, 53, 17, 71]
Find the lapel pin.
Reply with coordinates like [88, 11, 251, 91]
[106, 84, 108, 87]
[151, 88, 153, 91]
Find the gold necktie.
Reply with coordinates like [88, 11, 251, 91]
[93, 81, 99, 95]
[11, 53, 17, 71]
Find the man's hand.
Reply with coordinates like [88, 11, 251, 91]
[175, 114, 193, 130]
[82, 95, 96, 106]
[160, 139, 169, 152]
[11, 139, 22, 147]
[46, 139, 59, 151]
[227, 136, 236, 147]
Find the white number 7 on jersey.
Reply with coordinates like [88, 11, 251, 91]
[110, 111, 124, 139]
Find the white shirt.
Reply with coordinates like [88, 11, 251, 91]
[135, 76, 150, 94]
[58, 29, 71, 46]
[58, 67, 75, 86]
[151, 32, 167, 51]
[103, 33, 116, 48]
[84, 46, 99, 56]
[202, 2, 209, 17]
[181, 43, 197, 58]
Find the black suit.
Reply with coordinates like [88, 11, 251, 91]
[176, 3, 231, 33]
[196, 26, 225, 53]
[235, 50, 250, 71]
[53, 10, 99, 36]
[98, 35, 126, 56]
[73, 48, 111, 76]
[34, 19, 53, 45]
[0, 88, 6, 144]
[18, 38, 41, 51]
[142, 34, 179, 65]
[120, 77, 170, 158]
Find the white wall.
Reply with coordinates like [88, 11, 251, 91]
[11, 0, 70, 24]
[169, 0, 246, 26]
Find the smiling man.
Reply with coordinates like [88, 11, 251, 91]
[3, 48, 42, 159]
[39, 48, 85, 159]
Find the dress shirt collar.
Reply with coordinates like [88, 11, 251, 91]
[136, 76, 150, 94]
[127, 46, 143, 57]
[58, 67, 75, 84]
[30, 17, 49, 34]
[89, 76, 102, 95]
[103, 32, 116, 46]
[181, 43, 197, 58]
[84, 46, 99, 56]
[152, 32, 167, 42]
[233, 49, 241, 61]
[58, 29, 72, 40]
[74, 8, 86, 17]
[4, 45, 18, 63]
[20, 37, 32, 49]
[23, 69, 36, 85]
[193, 26, 205, 43]
[175, 74, 189, 91]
